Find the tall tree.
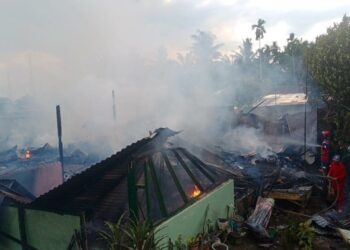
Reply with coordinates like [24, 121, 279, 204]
[270, 41, 281, 64]
[308, 15, 350, 141]
[190, 30, 223, 64]
[278, 34, 309, 84]
[252, 19, 266, 80]
[234, 38, 255, 65]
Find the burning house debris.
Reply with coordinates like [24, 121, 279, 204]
[0, 143, 101, 197]
[174, 120, 349, 248]
[0, 92, 345, 249]
[0, 126, 349, 249]
[30, 128, 229, 223]
[0, 88, 345, 249]
[0, 1, 348, 248]
[246, 197, 275, 245]
[0, 128, 234, 249]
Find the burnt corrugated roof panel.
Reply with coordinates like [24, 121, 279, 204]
[30, 135, 153, 218]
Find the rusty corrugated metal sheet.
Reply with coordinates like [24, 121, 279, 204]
[33, 161, 63, 197]
[1, 161, 63, 197]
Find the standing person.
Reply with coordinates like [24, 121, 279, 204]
[328, 155, 347, 212]
[321, 130, 332, 174]
[342, 146, 350, 214]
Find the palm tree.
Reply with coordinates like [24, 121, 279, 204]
[190, 30, 222, 64]
[270, 41, 280, 64]
[252, 19, 266, 80]
[235, 38, 254, 65]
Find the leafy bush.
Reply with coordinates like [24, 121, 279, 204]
[297, 221, 315, 250]
[99, 214, 126, 250]
[175, 235, 186, 250]
[99, 214, 167, 250]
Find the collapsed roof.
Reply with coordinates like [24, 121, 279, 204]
[30, 128, 230, 223]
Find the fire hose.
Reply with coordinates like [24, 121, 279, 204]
[315, 174, 340, 214]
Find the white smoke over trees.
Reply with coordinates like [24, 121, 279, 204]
[0, 2, 323, 156]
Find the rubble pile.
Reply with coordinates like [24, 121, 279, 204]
[199, 145, 350, 248]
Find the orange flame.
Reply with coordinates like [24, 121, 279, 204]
[190, 185, 201, 198]
[25, 150, 31, 160]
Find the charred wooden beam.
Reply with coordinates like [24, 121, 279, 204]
[171, 149, 205, 192]
[148, 158, 168, 217]
[162, 151, 188, 203]
[179, 148, 218, 181]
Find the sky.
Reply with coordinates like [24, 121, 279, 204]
[0, 1, 349, 57]
[0, 0, 348, 96]
[0, 0, 349, 151]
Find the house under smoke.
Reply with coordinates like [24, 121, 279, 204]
[0, 128, 234, 250]
[0, 143, 100, 197]
[247, 93, 320, 155]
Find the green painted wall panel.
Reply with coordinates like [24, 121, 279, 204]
[0, 234, 22, 250]
[155, 179, 234, 245]
[25, 209, 81, 250]
[0, 206, 81, 250]
[0, 206, 20, 240]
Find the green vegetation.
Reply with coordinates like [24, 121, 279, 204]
[174, 235, 186, 250]
[296, 221, 315, 250]
[99, 214, 125, 250]
[308, 15, 350, 142]
[279, 220, 315, 250]
[252, 18, 266, 80]
[99, 215, 166, 250]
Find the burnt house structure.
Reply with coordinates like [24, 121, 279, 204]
[0, 143, 99, 197]
[31, 128, 229, 223]
[0, 128, 232, 250]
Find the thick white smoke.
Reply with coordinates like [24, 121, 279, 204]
[0, 0, 332, 156]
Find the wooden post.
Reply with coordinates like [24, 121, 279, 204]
[144, 162, 151, 219]
[127, 162, 138, 220]
[56, 105, 64, 182]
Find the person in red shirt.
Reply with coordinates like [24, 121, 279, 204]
[328, 155, 347, 212]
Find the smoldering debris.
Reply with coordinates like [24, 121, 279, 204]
[0, 143, 102, 196]
[246, 197, 275, 245]
[1, 126, 348, 249]
[176, 134, 336, 246]
[0, 143, 101, 168]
